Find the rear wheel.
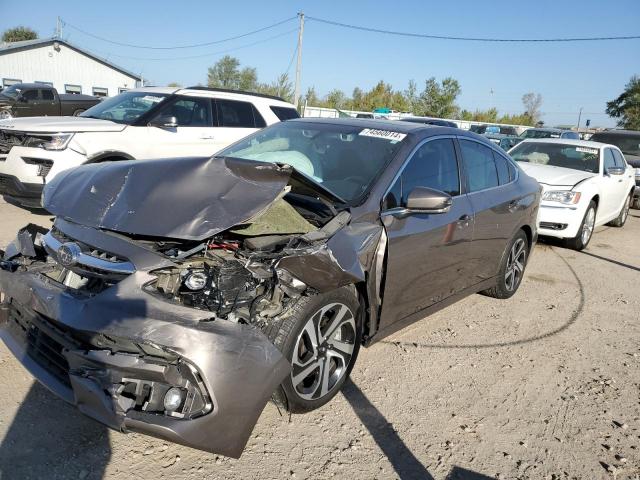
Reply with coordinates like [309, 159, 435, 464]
[607, 193, 632, 227]
[565, 201, 596, 250]
[264, 286, 362, 413]
[632, 196, 640, 210]
[482, 229, 529, 299]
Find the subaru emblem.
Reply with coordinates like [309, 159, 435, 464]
[57, 242, 81, 268]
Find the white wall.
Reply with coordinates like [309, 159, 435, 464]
[0, 42, 139, 97]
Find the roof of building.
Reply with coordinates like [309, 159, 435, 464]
[0, 37, 142, 81]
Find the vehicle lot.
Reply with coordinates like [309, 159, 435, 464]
[0, 198, 638, 479]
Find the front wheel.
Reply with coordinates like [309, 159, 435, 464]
[482, 229, 529, 299]
[72, 109, 85, 116]
[565, 201, 596, 250]
[265, 286, 362, 413]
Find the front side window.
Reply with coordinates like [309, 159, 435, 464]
[80, 91, 168, 124]
[219, 122, 406, 203]
[510, 142, 600, 173]
[216, 99, 265, 128]
[154, 97, 212, 127]
[386, 139, 460, 209]
[22, 89, 39, 100]
[603, 148, 616, 171]
[612, 149, 627, 168]
[459, 139, 499, 192]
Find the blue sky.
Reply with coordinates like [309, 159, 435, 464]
[2, 0, 639, 127]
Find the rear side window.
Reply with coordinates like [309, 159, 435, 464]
[493, 151, 511, 184]
[459, 139, 499, 192]
[41, 89, 54, 101]
[216, 99, 265, 128]
[270, 106, 299, 121]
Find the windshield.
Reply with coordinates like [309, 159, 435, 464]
[510, 142, 600, 173]
[520, 129, 560, 139]
[79, 91, 168, 124]
[0, 84, 22, 100]
[219, 122, 407, 203]
[591, 133, 640, 156]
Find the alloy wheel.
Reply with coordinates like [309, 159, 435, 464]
[581, 207, 596, 246]
[504, 238, 526, 292]
[290, 302, 356, 401]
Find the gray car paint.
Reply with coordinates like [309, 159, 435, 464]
[0, 119, 540, 457]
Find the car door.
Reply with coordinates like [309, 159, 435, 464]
[458, 138, 523, 284]
[39, 89, 59, 116]
[212, 99, 265, 153]
[377, 137, 475, 330]
[145, 96, 218, 158]
[599, 147, 626, 220]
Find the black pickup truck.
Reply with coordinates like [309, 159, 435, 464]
[0, 83, 101, 119]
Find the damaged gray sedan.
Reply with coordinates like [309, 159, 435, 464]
[0, 119, 540, 457]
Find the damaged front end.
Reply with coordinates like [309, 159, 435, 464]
[0, 156, 385, 457]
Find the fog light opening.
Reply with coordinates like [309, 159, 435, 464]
[164, 387, 185, 412]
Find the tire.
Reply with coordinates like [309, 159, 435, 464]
[482, 229, 529, 299]
[264, 286, 362, 413]
[72, 109, 85, 116]
[632, 196, 640, 210]
[564, 201, 596, 251]
[607, 193, 632, 227]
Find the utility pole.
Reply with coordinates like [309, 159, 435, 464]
[55, 17, 62, 38]
[293, 12, 304, 109]
[576, 107, 583, 132]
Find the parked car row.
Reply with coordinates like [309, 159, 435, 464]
[0, 86, 636, 458]
[0, 86, 298, 207]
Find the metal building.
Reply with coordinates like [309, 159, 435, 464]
[0, 38, 142, 97]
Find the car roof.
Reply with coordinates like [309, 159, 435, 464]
[518, 138, 612, 149]
[591, 129, 640, 137]
[286, 117, 496, 145]
[130, 86, 181, 94]
[526, 127, 564, 133]
[5, 83, 52, 89]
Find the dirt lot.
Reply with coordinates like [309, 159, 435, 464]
[0, 198, 638, 480]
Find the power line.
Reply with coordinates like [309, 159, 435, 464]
[306, 16, 640, 42]
[86, 29, 298, 61]
[62, 16, 297, 49]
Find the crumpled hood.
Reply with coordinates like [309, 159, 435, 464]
[0, 116, 126, 133]
[42, 156, 294, 240]
[517, 162, 596, 188]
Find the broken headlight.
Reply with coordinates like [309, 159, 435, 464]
[23, 133, 74, 151]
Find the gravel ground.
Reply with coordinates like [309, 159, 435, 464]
[0, 199, 638, 480]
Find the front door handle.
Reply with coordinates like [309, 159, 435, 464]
[457, 214, 471, 228]
[200, 135, 215, 140]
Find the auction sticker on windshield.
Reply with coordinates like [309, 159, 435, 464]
[359, 128, 406, 143]
[576, 147, 599, 155]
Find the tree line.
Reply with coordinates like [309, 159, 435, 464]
[202, 56, 542, 125]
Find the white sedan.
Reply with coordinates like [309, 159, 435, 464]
[509, 139, 635, 250]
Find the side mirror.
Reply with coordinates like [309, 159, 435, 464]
[605, 166, 625, 176]
[148, 115, 178, 128]
[405, 186, 453, 213]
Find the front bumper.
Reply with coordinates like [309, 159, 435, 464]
[0, 265, 289, 458]
[537, 202, 584, 239]
[0, 173, 43, 207]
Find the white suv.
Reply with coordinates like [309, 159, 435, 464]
[0, 86, 299, 207]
